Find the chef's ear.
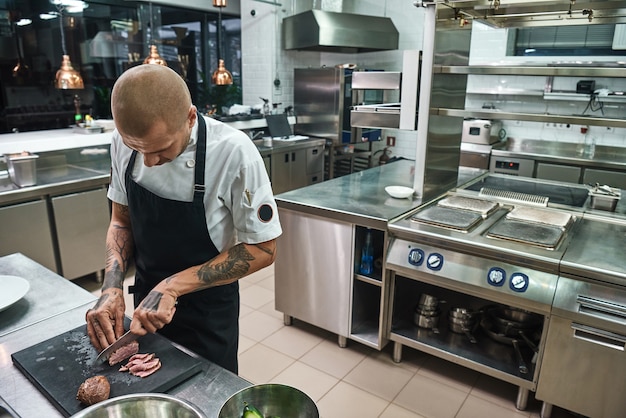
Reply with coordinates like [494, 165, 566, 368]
[187, 105, 197, 128]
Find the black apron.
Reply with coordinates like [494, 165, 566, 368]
[125, 115, 239, 374]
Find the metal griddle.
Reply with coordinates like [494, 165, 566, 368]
[487, 219, 565, 249]
[411, 205, 484, 231]
[11, 324, 203, 417]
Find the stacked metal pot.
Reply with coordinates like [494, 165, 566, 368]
[412, 293, 441, 333]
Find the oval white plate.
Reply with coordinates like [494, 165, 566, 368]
[0, 275, 30, 313]
[385, 185, 414, 199]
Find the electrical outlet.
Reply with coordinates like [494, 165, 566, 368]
[606, 126, 615, 133]
[387, 136, 396, 147]
[557, 123, 572, 130]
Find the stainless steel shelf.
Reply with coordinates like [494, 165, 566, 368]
[438, 108, 626, 129]
[437, 65, 626, 78]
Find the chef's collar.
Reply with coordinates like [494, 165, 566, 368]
[187, 115, 199, 148]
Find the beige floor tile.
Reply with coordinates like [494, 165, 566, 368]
[240, 284, 275, 309]
[257, 275, 274, 292]
[239, 310, 284, 342]
[262, 324, 324, 359]
[238, 343, 294, 384]
[343, 355, 415, 401]
[416, 354, 479, 393]
[395, 373, 468, 418]
[380, 403, 427, 418]
[316, 381, 389, 418]
[456, 395, 531, 418]
[238, 334, 256, 355]
[257, 300, 284, 320]
[470, 374, 526, 411]
[270, 361, 339, 403]
[239, 302, 254, 318]
[371, 344, 428, 373]
[300, 339, 369, 380]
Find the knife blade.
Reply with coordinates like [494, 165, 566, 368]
[93, 330, 138, 365]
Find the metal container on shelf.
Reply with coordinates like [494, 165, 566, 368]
[3, 152, 39, 187]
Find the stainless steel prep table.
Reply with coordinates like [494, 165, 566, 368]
[0, 254, 250, 418]
[0, 253, 98, 337]
[274, 161, 486, 350]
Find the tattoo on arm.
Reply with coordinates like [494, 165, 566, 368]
[102, 211, 133, 291]
[140, 291, 163, 312]
[256, 242, 275, 256]
[94, 293, 109, 309]
[196, 244, 254, 286]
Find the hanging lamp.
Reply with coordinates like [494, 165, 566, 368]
[211, 0, 233, 85]
[143, 2, 167, 66]
[54, 5, 84, 89]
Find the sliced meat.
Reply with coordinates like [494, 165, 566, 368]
[108, 340, 139, 366]
[76, 375, 110, 406]
[118, 352, 162, 378]
[132, 360, 162, 378]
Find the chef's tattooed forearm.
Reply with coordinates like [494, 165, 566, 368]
[103, 222, 133, 290]
[256, 242, 275, 256]
[196, 243, 254, 285]
[93, 293, 109, 309]
[140, 291, 163, 312]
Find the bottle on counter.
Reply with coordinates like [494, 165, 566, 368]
[359, 229, 374, 275]
[579, 126, 596, 158]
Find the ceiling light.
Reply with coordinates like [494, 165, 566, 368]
[211, 0, 233, 85]
[16, 19, 32, 26]
[54, 5, 84, 89]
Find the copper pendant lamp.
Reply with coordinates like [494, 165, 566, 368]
[143, 3, 167, 66]
[54, 6, 84, 89]
[211, 0, 233, 85]
[143, 44, 168, 66]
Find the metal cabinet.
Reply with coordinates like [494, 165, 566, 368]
[50, 187, 109, 280]
[536, 163, 581, 184]
[583, 168, 626, 189]
[275, 209, 354, 339]
[271, 144, 324, 194]
[0, 199, 56, 272]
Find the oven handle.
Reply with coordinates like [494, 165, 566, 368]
[571, 322, 626, 352]
[576, 295, 626, 323]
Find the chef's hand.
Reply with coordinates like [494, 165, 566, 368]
[86, 288, 126, 352]
[130, 289, 177, 335]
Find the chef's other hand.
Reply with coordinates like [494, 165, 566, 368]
[86, 288, 126, 352]
[130, 290, 177, 335]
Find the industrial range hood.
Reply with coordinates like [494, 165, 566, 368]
[435, 0, 626, 28]
[282, 9, 399, 52]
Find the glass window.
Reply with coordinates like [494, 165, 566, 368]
[0, 0, 241, 133]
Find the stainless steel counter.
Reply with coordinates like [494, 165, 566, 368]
[0, 253, 97, 337]
[275, 160, 485, 229]
[492, 138, 626, 171]
[0, 254, 250, 418]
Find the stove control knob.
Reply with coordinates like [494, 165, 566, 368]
[510, 272, 529, 292]
[487, 267, 506, 287]
[408, 248, 424, 266]
[426, 253, 443, 271]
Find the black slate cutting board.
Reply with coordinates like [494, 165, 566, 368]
[11, 324, 203, 417]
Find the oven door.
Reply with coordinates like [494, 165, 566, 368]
[536, 276, 626, 417]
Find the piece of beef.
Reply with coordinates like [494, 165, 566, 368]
[108, 340, 139, 366]
[119, 353, 155, 372]
[131, 359, 162, 378]
[76, 375, 110, 406]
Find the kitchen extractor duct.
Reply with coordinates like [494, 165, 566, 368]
[282, 10, 399, 52]
[436, 0, 626, 28]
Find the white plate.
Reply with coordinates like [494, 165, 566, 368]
[385, 185, 414, 199]
[0, 275, 30, 313]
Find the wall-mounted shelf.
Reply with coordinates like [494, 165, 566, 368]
[438, 108, 626, 129]
[436, 65, 626, 78]
[436, 64, 626, 129]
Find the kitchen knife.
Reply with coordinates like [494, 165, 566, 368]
[93, 330, 138, 365]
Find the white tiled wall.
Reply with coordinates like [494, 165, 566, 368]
[469, 22, 626, 148]
[241, 2, 626, 161]
[241, 0, 424, 160]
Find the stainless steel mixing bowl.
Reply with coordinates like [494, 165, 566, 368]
[218, 384, 319, 418]
[69, 393, 206, 418]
